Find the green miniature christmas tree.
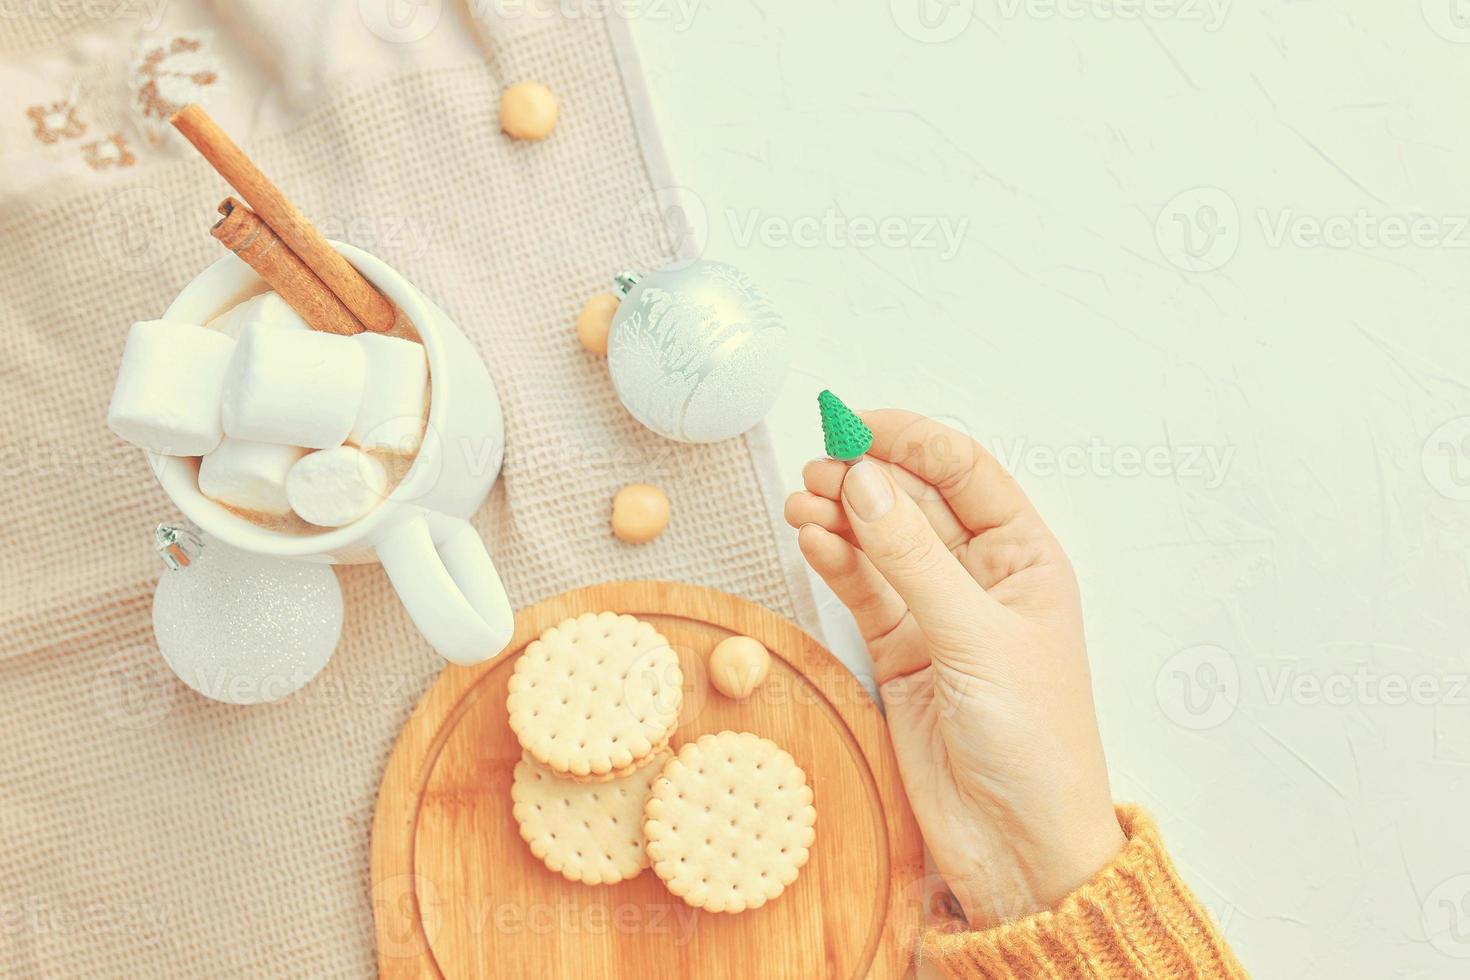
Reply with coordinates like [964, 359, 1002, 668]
[818, 389, 872, 461]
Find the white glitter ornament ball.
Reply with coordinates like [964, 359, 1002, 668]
[606, 261, 789, 443]
[151, 526, 343, 705]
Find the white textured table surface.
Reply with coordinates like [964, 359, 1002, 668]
[630, 2, 1470, 975]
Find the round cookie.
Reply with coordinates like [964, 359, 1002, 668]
[513, 748, 673, 884]
[644, 731, 816, 914]
[507, 612, 682, 780]
[565, 732, 672, 784]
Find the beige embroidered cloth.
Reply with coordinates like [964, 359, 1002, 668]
[0, 5, 813, 976]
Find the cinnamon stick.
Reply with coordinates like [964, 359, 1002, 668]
[212, 198, 365, 336]
[173, 103, 395, 333]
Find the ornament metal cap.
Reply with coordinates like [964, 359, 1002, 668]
[613, 271, 641, 297]
[154, 523, 203, 571]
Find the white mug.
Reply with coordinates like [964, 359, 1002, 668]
[150, 242, 514, 666]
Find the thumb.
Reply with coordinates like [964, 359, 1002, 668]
[840, 459, 998, 643]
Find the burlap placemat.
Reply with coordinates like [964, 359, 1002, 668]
[0, 10, 813, 977]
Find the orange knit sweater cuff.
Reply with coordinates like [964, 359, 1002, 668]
[918, 805, 1249, 979]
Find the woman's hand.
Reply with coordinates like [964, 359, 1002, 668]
[785, 410, 1125, 927]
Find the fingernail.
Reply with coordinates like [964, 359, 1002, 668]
[844, 459, 893, 521]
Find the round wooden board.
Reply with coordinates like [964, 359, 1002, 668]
[371, 581, 924, 979]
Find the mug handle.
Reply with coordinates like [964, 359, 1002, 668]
[377, 514, 514, 666]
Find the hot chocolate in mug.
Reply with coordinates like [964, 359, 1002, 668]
[150, 242, 514, 666]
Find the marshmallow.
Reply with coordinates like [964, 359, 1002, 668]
[208, 291, 310, 340]
[221, 322, 366, 449]
[286, 446, 389, 527]
[198, 438, 308, 516]
[351, 333, 429, 454]
[107, 320, 235, 456]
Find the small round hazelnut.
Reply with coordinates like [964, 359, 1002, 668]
[708, 635, 771, 700]
[576, 293, 620, 355]
[499, 81, 559, 141]
[611, 483, 670, 544]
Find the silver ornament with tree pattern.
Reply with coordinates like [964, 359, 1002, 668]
[606, 260, 789, 443]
